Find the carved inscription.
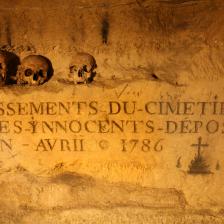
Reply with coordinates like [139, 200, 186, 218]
[0, 98, 223, 156]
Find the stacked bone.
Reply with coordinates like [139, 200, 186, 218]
[0, 51, 97, 86]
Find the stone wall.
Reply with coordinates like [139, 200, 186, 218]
[1, 1, 224, 223]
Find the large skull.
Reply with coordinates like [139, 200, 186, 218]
[16, 55, 50, 86]
[0, 51, 8, 85]
[69, 52, 97, 84]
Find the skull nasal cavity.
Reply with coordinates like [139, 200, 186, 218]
[0, 64, 2, 69]
[78, 69, 83, 77]
[33, 73, 39, 81]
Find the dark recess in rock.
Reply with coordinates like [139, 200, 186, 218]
[101, 13, 110, 44]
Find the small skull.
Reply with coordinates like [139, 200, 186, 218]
[69, 52, 97, 84]
[0, 51, 8, 85]
[16, 55, 50, 86]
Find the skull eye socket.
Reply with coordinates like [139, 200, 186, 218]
[70, 66, 77, 73]
[25, 69, 33, 77]
[83, 65, 87, 72]
[0, 64, 2, 70]
[38, 70, 44, 78]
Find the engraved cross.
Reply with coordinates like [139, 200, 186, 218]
[191, 137, 209, 157]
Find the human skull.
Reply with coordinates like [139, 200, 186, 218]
[69, 52, 97, 84]
[16, 55, 50, 86]
[0, 51, 8, 85]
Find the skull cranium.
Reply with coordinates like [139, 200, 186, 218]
[16, 55, 51, 86]
[69, 52, 97, 84]
[0, 51, 8, 85]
